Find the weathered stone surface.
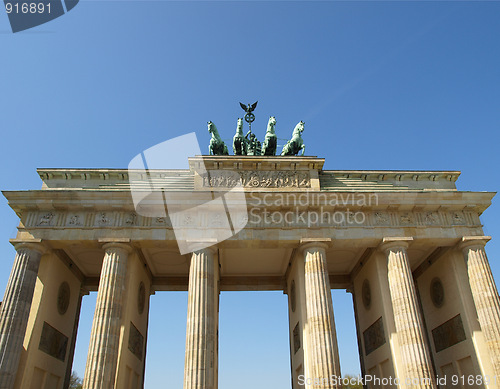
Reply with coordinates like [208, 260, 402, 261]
[363, 317, 385, 356]
[431, 314, 466, 353]
[293, 322, 300, 354]
[38, 321, 68, 362]
[302, 241, 341, 389]
[184, 248, 218, 389]
[460, 236, 500, 377]
[381, 238, 436, 389]
[82, 243, 132, 389]
[128, 322, 144, 362]
[201, 170, 311, 189]
[1, 158, 498, 389]
[0, 243, 44, 389]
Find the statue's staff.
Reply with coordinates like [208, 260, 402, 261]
[239, 101, 258, 134]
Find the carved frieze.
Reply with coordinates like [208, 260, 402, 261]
[374, 212, 390, 226]
[39, 322, 68, 362]
[202, 170, 311, 189]
[182, 214, 195, 226]
[128, 322, 145, 361]
[424, 212, 440, 225]
[209, 213, 225, 227]
[152, 216, 172, 227]
[451, 212, 466, 225]
[96, 212, 111, 227]
[363, 317, 386, 356]
[400, 213, 414, 225]
[68, 214, 82, 226]
[293, 322, 301, 354]
[432, 314, 466, 353]
[38, 212, 55, 226]
[24, 209, 482, 230]
[125, 212, 137, 226]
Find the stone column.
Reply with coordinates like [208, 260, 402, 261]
[83, 243, 132, 389]
[63, 287, 86, 389]
[380, 237, 436, 389]
[347, 287, 367, 387]
[459, 236, 500, 377]
[0, 243, 45, 389]
[301, 240, 341, 389]
[183, 248, 219, 389]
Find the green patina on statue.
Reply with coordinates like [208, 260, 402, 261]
[245, 130, 262, 156]
[232, 118, 247, 155]
[261, 116, 277, 156]
[281, 121, 305, 156]
[208, 121, 229, 155]
[209, 102, 306, 156]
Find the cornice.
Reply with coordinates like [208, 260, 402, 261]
[2, 189, 494, 214]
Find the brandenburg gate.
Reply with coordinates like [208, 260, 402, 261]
[0, 155, 499, 389]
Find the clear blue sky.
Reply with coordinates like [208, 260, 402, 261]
[1, 1, 500, 388]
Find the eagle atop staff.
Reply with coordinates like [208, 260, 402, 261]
[240, 101, 258, 113]
[240, 101, 259, 134]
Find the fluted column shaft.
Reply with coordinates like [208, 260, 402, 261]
[382, 238, 436, 389]
[460, 236, 500, 376]
[83, 243, 132, 389]
[184, 248, 218, 389]
[303, 243, 341, 389]
[0, 243, 44, 389]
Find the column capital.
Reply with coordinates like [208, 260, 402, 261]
[184, 239, 218, 255]
[192, 246, 217, 255]
[458, 236, 491, 251]
[379, 237, 413, 253]
[100, 240, 133, 254]
[300, 238, 331, 252]
[10, 239, 47, 255]
[98, 238, 131, 244]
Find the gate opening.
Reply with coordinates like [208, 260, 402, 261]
[219, 291, 291, 389]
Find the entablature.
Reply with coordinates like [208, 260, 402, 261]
[3, 189, 493, 214]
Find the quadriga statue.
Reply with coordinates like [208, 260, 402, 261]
[281, 121, 305, 156]
[232, 118, 247, 155]
[208, 121, 229, 155]
[261, 116, 277, 156]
